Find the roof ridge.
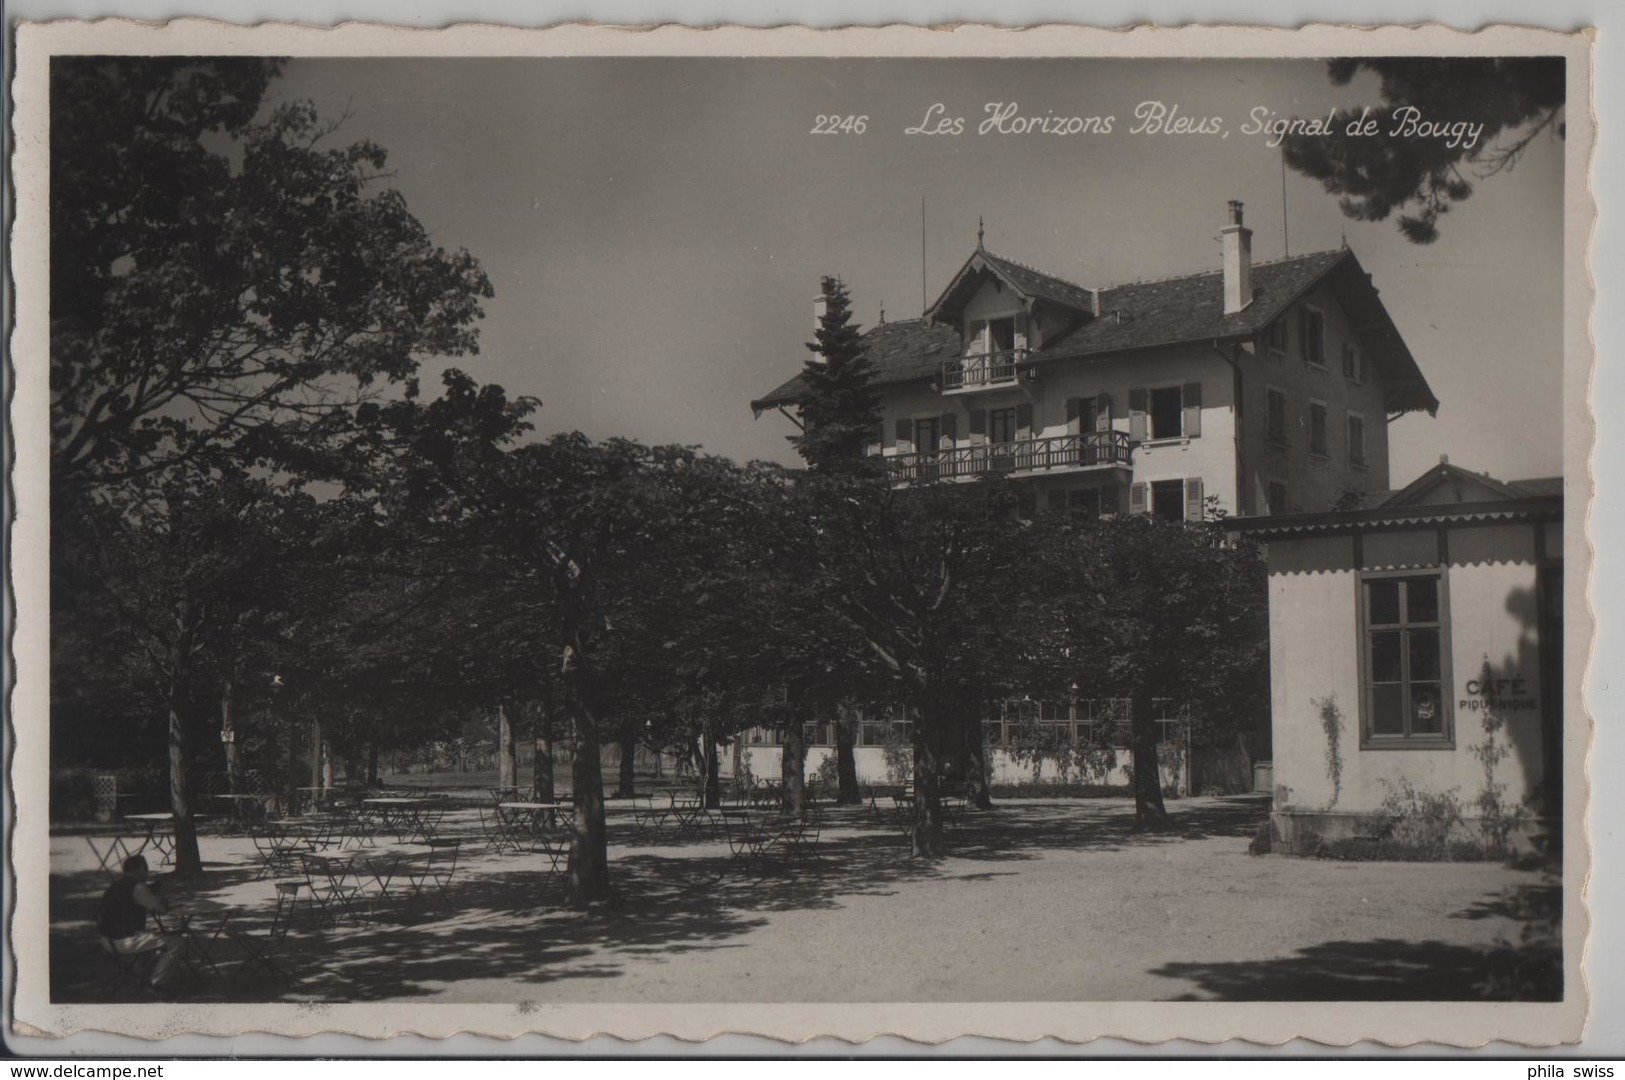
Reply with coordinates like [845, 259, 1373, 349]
[1099, 248, 1344, 293]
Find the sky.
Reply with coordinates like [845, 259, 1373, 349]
[279, 56, 1568, 485]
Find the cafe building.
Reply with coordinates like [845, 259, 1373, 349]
[1225, 460, 1564, 853]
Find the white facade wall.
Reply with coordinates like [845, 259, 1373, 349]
[877, 277, 1392, 520]
[1264, 523, 1555, 849]
[722, 745, 1179, 790]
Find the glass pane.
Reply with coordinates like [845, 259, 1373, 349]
[1407, 577, 1439, 624]
[1410, 683, 1444, 734]
[1371, 684, 1405, 735]
[1370, 630, 1402, 682]
[1368, 580, 1401, 625]
[1408, 629, 1441, 681]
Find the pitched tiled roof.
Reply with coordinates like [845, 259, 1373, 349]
[1509, 477, 1565, 498]
[976, 250, 1099, 315]
[752, 246, 1439, 416]
[1036, 250, 1346, 357]
[751, 318, 961, 413]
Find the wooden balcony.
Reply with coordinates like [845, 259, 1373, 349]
[886, 431, 1133, 484]
[941, 349, 1026, 392]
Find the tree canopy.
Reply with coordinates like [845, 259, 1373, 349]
[1283, 57, 1565, 243]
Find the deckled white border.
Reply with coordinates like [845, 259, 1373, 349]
[6, 18, 1596, 1048]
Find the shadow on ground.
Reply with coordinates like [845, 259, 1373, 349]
[47, 796, 1554, 1004]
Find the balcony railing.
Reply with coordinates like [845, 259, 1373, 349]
[887, 430, 1133, 483]
[941, 349, 1026, 391]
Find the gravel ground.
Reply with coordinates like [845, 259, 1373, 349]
[48, 796, 1559, 1003]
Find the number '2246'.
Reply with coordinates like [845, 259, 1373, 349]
[810, 115, 868, 135]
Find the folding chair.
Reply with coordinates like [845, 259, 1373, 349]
[85, 835, 142, 879]
[231, 881, 302, 989]
[478, 805, 519, 854]
[298, 852, 367, 928]
[401, 838, 461, 917]
[629, 794, 668, 841]
[249, 824, 304, 881]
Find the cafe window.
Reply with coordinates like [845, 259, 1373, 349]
[1361, 572, 1452, 747]
[1301, 306, 1327, 366]
[1149, 386, 1184, 440]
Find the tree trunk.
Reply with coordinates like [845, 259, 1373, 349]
[614, 718, 637, 798]
[497, 702, 517, 790]
[563, 629, 610, 906]
[534, 734, 555, 802]
[835, 705, 861, 804]
[909, 696, 947, 857]
[964, 703, 993, 810]
[367, 743, 380, 786]
[166, 602, 203, 878]
[221, 679, 241, 794]
[781, 707, 807, 817]
[703, 719, 722, 808]
[308, 719, 322, 808]
[1131, 688, 1172, 830]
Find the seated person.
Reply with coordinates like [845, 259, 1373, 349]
[96, 854, 184, 992]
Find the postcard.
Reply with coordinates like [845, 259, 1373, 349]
[7, 18, 1595, 1048]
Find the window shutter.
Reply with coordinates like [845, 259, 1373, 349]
[871, 422, 885, 449]
[1094, 393, 1113, 433]
[968, 409, 987, 440]
[1129, 482, 1148, 515]
[1015, 403, 1033, 439]
[1298, 308, 1311, 362]
[1182, 381, 1202, 438]
[941, 413, 957, 444]
[1185, 477, 1205, 523]
[894, 418, 911, 449]
[1065, 397, 1082, 434]
[1129, 388, 1148, 440]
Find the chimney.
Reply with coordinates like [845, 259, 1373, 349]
[1222, 199, 1253, 315]
[810, 292, 829, 364]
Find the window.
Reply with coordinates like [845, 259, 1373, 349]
[1301, 307, 1327, 366]
[1149, 386, 1184, 440]
[988, 407, 1018, 446]
[1267, 480, 1288, 516]
[1151, 479, 1186, 522]
[1309, 401, 1329, 457]
[914, 417, 940, 480]
[1362, 573, 1451, 746]
[987, 316, 1016, 354]
[1264, 319, 1289, 352]
[1342, 342, 1364, 383]
[1152, 699, 1183, 744]
[1348, 413, 1366, 467]
[1266, 387, 1288, 447]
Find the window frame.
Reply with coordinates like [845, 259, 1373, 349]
[1266, 479, 1288, 516]
[1265, 385, 1289, 449]
[1347, 410, 1367, 469]
[1150, 479, 1186, 522]
[1302, 305, 1328, 368]
[1342, 341, 1365, 384]
[1147, 384, 1185, 441]
[1263, 319, 1289, 354]
[1357, 567, 1455, 750]
[1308, 398, 1330, 458]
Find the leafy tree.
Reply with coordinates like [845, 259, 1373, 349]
[1020, 508, 1269, 829]
[811, 475, 1020, 855]
[50, 57, 492, 493]
[1282, 58, 1565, 243]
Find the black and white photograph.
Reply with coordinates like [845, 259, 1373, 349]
[6, 20, 1595, 1047]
